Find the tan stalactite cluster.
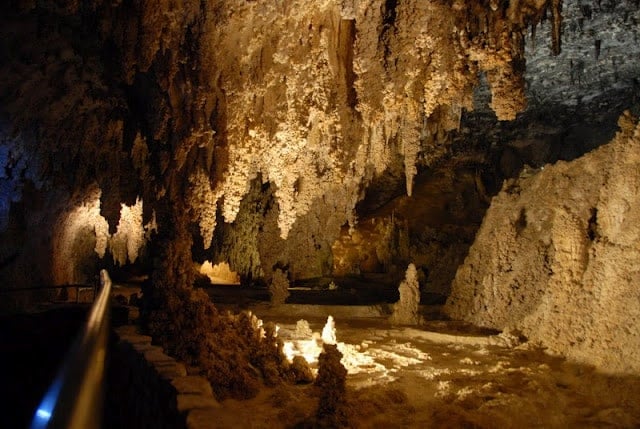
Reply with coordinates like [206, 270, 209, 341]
[192, 0, 563, 247]
[108, 197, 147, 266]
[188, 169, 220, 250]
[52, 188, 153, 284]
[0, 0, 563, 283]
[208, 1, 361, 239]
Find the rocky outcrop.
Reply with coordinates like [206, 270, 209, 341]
[445, 112, 640, 374]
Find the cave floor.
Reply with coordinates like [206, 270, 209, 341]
[212, 312, 640, 429]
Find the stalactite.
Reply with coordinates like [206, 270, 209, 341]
[550, 0, 563, 55]
[108, 198, 146, 266]
[188, 169, 219, 249]
[1, 0, 564, 262]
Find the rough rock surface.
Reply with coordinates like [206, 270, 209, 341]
[445, 112, 640, 374]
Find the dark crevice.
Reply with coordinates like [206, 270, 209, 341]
[338, 19, 358, 108]
[550, 0, 563, 56]
[382, 0, 398, 29]
[380, 0, 398, 68]
[515, 207, 528, 236]
[587, 207, 599, 241]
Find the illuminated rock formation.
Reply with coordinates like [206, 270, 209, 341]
[390, 263, 421, 325]
[51, 188, 151, 284]
[198, 261, 240, 285]
[0, 0, 568, 289]
[268, 268, 290, 306]
[446, 112, 640, 374]
[321, 316, 337, 345]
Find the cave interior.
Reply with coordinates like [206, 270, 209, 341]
[1, 0, 640, 427]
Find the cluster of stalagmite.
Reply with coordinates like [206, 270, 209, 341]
[446, 112, 640, 373]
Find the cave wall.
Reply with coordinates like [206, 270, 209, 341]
[445, 112, 640, 374]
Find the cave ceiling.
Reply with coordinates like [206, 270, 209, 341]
[0, 0, 639, 286]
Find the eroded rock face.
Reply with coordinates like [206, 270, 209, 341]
[445, 112, 640, 374]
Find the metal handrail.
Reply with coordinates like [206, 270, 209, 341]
[0, 284, 98, 304]
[0, 284, 94, 293]
[30, 269, 112, 429]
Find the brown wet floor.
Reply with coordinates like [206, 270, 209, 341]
[213, 314, 640, 428]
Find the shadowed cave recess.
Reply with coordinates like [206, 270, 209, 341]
[2, 0, 640, 427]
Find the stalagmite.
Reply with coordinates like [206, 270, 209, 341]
[321, 315, 337, 345]
[390, 263, 421, 325]
[268, 268, 290, 306]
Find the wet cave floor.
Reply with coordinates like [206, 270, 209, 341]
[212, 310, 640, 429]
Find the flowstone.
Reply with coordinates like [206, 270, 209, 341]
[446, 113, 640, 374]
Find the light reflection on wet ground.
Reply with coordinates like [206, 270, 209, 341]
[269, 315, 640, 428]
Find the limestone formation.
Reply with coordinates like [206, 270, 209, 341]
[51, 188, 150, 284]
[0, 0, 566, 290]
[321, 315, 337, 345]
[1, 0, 640, 389]
[390, 263, 421, 325]
[315, 343, 348, 427]
[446, 112, 640, 374]
[268, 268, 290, 306]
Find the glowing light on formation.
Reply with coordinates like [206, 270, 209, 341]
[277, 316, 438, 384]
[199, 261, 240, 284]
[321, 315, 337, 344]
[53, 188, 154, 284]
[52, 187, 109, 285]
[282, 336, 324, 366]
[282, 316, 338, 366]
[109, 198, 146, 265]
